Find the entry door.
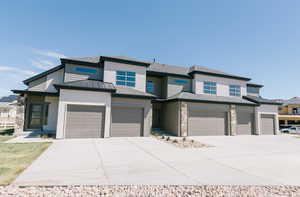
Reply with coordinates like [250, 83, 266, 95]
[28, 104, 43, 129]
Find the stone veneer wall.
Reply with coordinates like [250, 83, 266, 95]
[180, 102, 188, 137]
[14, 97, 25, 136]
[229, 104, 237, 136]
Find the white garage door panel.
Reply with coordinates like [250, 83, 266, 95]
[65, 105, 105, 138]
[188, 110, 227, 136]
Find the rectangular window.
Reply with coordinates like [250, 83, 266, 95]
[229, 85, 241, 96]
[293, 107, 300, 115]
[174, 79, 188, 84]
[247, 87, 259, 94]
[116, 71, 136, 87]
[75, 67, 97, 74]
[203, 81, 217, 95]
[146, 80, 155, 93]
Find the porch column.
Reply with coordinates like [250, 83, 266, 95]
[14, 97, 25, 136]
[180, 102, 188, 137]
[229, 104, 237, 136]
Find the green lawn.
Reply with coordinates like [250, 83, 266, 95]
[0, 142, 51, 185]
[0, 136, 15, 142]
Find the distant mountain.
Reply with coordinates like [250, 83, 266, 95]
[0, 95, 18, 102]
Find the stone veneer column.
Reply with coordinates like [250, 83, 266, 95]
[180, 102, 188, 137]
[253, 107, 260, 135]
[14, 97, 25, 136]
[229, 104, 237, 136]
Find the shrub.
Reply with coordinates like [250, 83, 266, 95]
[166, 136, 170, 141]
[173, 139, 178, 143]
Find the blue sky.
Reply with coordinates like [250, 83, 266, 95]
[0, 0, 299, 99]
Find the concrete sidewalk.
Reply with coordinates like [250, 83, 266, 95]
[13, 135, 300, 186]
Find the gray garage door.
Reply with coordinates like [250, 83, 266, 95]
[111, 106, 143, 137]
[236, 112, 254, 135]
[260, 114, 275, 135]
[65, 105, 105, 138]
[188, 110, 227, 136]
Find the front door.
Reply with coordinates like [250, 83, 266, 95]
[28, 104, 43, 129]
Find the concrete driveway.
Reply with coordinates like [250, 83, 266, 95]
[13, 135, 300, 186]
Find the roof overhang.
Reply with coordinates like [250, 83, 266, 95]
[100, 56, 151, 67]
[189, 71, 251, 81]
[60, 58, 100, 67]
[112, 93, 156, 99]
[247, 83, 264, 88]
[243, 96, 282, 105]
[146, 70, 191, 79]
[23, 65, 64, 85]
[54, 84, 116, 93]
[11, 90, 59, 96]
[154, 98, 258, 106]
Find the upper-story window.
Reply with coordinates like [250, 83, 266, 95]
[75, 67, 97, 74]
[229, 85, 241, 96]
[292, 107, 300, 115]
[247, 87, 259, 94]
[174, 79, 188, 84]
[203, 81, 216, 95]
[146, 80, 155, 93]
[116, 71, 136, 87]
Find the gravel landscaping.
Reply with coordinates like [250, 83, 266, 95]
[1, 185, 300, 197]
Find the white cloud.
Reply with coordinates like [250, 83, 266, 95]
[30, 59, 56, 70]
[0, 65, 36, 77]
[32, 48, 67, 59]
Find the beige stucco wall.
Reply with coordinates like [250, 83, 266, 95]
[111, 97, 152, 136]
[103, 61, 147, 92]
[193, 74, 247, 97]
[56, 89, 111, 139]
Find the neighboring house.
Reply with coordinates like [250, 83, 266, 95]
[0, 101, 17, 129]
[12, 56, 281, 138]
[276, 97, 300, 127]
